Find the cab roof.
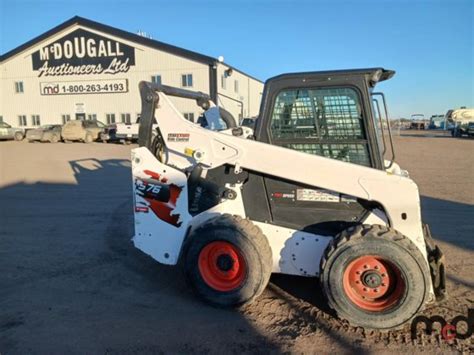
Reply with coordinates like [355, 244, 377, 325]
[267, 68, 395, 87]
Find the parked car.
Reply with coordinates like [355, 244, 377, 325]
[0, 122, 25, 141]
[61, 120, 106, 143]
[428, 115, 445, 129]
[26, 124, 62, 143]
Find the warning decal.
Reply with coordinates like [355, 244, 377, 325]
[296, 188, 340, 202]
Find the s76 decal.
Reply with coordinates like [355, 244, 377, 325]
[135, 170, 183, 227]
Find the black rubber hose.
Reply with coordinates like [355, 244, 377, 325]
[219, 107, 237, 128]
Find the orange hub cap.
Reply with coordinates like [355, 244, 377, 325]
[343, 255, 405, 311]
[198, 241, 246, 292]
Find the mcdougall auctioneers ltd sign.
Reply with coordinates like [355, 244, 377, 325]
[32, 28, 135, 77]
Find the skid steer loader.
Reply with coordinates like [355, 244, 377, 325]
[131, 68, 446, 330]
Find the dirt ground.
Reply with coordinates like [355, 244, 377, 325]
[0, 131, 473, 354]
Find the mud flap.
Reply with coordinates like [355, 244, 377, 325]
[423, 223, 447, 302]
[132, 147, 191, 265]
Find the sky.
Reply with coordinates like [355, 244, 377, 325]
[0, 0, 472, 118]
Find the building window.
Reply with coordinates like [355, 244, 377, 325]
[181, 74, 193, 87]
[151, 75, 162, 85]
[31, 115, 41, 126]
[121, 113, 131, 124]
[18, 115, 27, 126]
[183, 113, 195, 122]
[234, 80, 239, 93]
[87, 114, 97, 121]
[61, 114, 71, 124]
[106, 113, 116, 124]
[221, 75, 227, 89]
[15, 81, 24, 93]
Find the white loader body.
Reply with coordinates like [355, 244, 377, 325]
[131, 91, 432, 297]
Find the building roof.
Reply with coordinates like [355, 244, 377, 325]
[0, 16, 263, 83]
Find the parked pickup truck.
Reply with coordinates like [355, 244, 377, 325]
[26, 124, 62, 143]
[101, 117, 157, 143]
[62, 120, 106, 143]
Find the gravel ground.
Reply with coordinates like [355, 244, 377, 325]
[0, 132, 473, 354]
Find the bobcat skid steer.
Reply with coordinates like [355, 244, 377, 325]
[131, 68, 446, 330]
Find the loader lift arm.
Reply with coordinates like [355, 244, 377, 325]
[138, 82, 236, 150]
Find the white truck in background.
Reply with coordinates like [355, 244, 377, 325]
[448, 108, 474, 137]
[101, 117, 157, 143]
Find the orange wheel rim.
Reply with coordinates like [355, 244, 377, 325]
[198, 241, 246, 292]
[343, 255, 405, 312]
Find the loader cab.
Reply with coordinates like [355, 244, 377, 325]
[254, 68, 395, 170]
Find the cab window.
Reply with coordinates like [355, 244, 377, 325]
[269, 87, 371, 166]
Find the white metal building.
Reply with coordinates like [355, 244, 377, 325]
[0, 16, 263, 128]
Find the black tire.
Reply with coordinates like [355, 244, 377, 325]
[320, 224, 430, 330]
[14, 132, 23, 141]
[182, 214, 272, 307]
[84, 132, 93, 143]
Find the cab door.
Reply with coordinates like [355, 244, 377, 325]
[265, 86, 372, 166]
[252, 79, 381, 234]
